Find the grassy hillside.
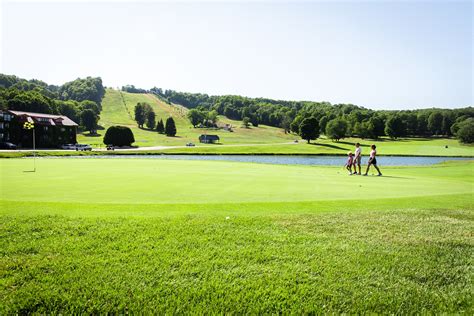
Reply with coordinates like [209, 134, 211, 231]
[76, 89, 294, 148]
[1, 159, 472, 313]
[73, 89, 473, 156]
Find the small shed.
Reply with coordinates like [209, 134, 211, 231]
[199, 134, 220, 144]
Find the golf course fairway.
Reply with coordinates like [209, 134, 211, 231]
[0, 158, 473, 313]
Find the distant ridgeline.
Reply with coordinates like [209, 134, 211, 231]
[122, 85, 474, 143]
[0, 74, 105, 133]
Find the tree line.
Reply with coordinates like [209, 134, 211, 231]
[0, 74, 105, 134]
[145, 87, 473, 143]
[122, 85, 148, 94]
[134, 102, 176, 136]
[187, 109, 219, 128]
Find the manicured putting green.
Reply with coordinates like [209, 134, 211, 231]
[1, 159, 472, 206]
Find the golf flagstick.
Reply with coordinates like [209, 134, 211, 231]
[23, 121, 36, 172]
[33, 126, 36, 172]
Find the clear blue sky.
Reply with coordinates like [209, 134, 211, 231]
[1, 0, 472, 109]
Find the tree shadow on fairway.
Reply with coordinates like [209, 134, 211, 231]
[312, 142, 349, 151]
[83, 133, 102, 137]
[373, 137, 435, 142]
[338, 141, 371, 147]
[395, 137, 436, 142]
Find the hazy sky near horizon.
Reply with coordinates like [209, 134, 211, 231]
[1, 0, 472, 110]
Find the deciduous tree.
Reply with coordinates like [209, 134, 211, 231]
[146, 110, 156, 130]
[187, 109, 205, 127]
[134, 102, 153, 128]
[385, 115, 405, 139]
[456, 118, 474, 143]
[81, 109, 98, 134]
[299, 117, 320, 143]
[242, 117, 251, 128]
[325, 118, 348, 141]
[428, 112, 443, 135]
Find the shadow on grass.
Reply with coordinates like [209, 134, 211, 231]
[365, 175, 411, 179]
[338, 141, 371, 147]
[84, 133, 102, 137]
[372, 137, 440, 142]
[311, 142, 348, 151]
[395, 138, 440, 142]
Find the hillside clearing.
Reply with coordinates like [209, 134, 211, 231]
[77, 89, 294, 148]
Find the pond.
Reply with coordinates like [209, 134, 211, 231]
[59, 155, 473, 166]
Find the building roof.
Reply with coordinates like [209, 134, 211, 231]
[199, 134, 220, 140]
[8, 110, 78, 127]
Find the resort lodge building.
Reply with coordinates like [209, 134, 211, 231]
[0, 110, 78, 148]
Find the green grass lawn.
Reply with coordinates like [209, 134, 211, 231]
[0, 158, 473, 313]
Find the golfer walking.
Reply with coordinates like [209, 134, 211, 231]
[364, 144, 382, 176]
[353, 142, 362, 175]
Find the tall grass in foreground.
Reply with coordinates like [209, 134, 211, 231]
[1, 209, 472, 313]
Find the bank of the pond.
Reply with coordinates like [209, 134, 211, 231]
[1, 150, 473, 159]
[19, 154, 474, 166]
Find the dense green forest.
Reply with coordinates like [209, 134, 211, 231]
[0, 74, 105, 133]
[141, 87, 473, 143]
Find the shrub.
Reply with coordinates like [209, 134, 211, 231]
[103, 126, 135, 147]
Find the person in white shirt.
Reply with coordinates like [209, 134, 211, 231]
[352, 142, 362, 175]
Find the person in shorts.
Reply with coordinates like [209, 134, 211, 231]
[363, 144, 382, 176]
[352, 142, 362, 175]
